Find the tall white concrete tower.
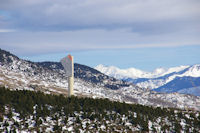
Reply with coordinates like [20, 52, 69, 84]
[60, 54, 74, 96]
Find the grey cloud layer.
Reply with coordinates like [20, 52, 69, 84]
[0, 0, 200, 55]
[1, 0, 200, 31]
[1, 28, 199, 56]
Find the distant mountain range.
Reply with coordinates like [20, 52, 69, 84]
[95, 64, 200, 96]
[1, 48, 200, 111]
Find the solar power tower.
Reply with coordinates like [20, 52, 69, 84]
[60, 54, 74, 96]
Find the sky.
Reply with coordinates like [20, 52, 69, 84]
[0, 0, 200, 71]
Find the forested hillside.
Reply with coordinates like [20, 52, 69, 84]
[0, 87, 200, 132]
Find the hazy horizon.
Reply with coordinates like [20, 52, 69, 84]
[19, 45, 200, 71]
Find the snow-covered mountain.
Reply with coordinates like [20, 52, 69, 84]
[95, 64, 200, 96]
[95, 64, 191, 79]
[1, 48, 200, 111]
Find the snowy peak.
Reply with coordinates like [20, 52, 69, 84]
[183, 64, 200, 77]
[95, 64, 149, 79]
[153, 67, 166, 75]
[95, 64, 190, 79]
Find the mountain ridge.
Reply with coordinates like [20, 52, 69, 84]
[0, 48, 131, 90]
[1, 48, 200, 111]
[95, 64, 200, 96]
[95, 64, 195, 79]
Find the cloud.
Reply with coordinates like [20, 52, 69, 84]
[0, 0, 200, 55]
[0, 29, 15, 32]
[1, 0, 200, 31]
[0, 28, 199, 56]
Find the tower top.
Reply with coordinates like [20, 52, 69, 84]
[60, 54, 74, 77]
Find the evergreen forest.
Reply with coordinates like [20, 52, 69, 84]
[0, 86, 200, 132]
